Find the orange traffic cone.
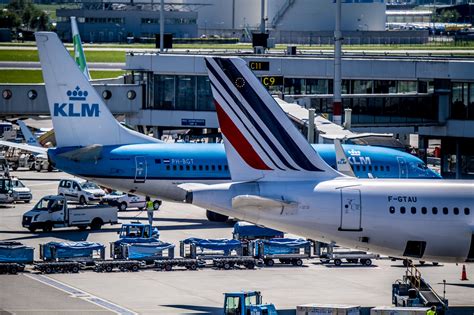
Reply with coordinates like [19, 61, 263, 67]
[461, 265, 468, 281]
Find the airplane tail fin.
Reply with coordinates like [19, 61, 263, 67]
[205, 57, 342, 181]
[71, 16, 90, 80]
[17, 120, 41, 147]
[35, 32, 160, 147]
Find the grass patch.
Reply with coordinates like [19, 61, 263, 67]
[0, 49, 126, 63]
[0, 70, 126, 83]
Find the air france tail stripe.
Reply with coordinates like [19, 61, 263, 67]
[213, 58, 324, 172]
[209, 79, 285, 171]
[214, 100, 272, 170]
[206, 58, 296, 171]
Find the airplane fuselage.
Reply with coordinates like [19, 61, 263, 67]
[48, 143, 440, 202]
[188, 178, 474, 263]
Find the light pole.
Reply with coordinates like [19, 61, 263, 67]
[333, 0, 342, 126]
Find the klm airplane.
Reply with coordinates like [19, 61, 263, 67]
[1, 33, 440, 222]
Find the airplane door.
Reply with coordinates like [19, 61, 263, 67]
[397, 157, 408, 178]
[339, 188, 362, 231]
[134, 156, 147, 183]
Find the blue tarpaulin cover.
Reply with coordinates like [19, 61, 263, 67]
[258, 238, 310, 255]
[0, 241, 34, 263]
[233, 222, 284, 239]
[125, 242, 175, 259]
[183, 238, 242, 251]
[115, 237, 162, 246]
[42, 241, 104, 260]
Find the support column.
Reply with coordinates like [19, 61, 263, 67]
[333, 0, 342, 126]
[307, 109, 315, 144]
[434, 79, 451, 125]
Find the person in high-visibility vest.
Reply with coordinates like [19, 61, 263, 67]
[145, 196, 161, 225]
[426, 306, 437, 315]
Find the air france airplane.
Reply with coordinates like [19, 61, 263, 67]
[181, 56, 474, 263]
[28, 32, 441, 218]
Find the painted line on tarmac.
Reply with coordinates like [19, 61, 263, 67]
[24, 274, 137, 315]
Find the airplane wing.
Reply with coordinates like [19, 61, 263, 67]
[334, 139, 356, 177]
[0, 140, 48, 154]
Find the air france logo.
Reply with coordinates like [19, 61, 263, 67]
[53, 86, 100, 117]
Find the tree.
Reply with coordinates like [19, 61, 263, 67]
[433, 9, 461, 23]
[30, 11, 49, 31]
[0, 10, 21, 29]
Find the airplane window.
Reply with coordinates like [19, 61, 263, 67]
[224, 165, 229, 171]
[205, 165, 209, 171]
[179, 165, 183, 171]
[356, 165, 360, 171]
[368, 165, 372, 171]
[411, 207, 416, 214]
[374, 165, 378, 171]
[380, 165, 384, 171]
[400, 206, 406, 214]
[173, 165, 177, 171]
[218, 165, 222, 171]
[453, 207, 459, 215]
[386, 165, 390, 172]
[185, 165, 190, 171]
[389, 206, 395, 214]
[421, 207, 427, 214]
[432, 207, 438, 215]
[465, 208, 470, 215]
[166, 165, 170, 171]
[192, 165, 196, 171]
[211, 165, 215, 171]
[155, 159, 161, 164]
[199, 165, 203, 171]
[443, 207, 448, 215]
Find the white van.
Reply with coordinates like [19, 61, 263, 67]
[58, 179, 105, 205]
[10, 177, 32, 203]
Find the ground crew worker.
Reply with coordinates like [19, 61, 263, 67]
[145, 196, 161, 225]
[426, 306, 436, 315]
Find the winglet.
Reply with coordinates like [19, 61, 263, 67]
[334, 139, 356, 177]
[71, 16, 90, 80]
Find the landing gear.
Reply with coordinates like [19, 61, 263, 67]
[206, 210, 228, 222]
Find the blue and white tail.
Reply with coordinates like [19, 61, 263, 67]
[17, 120, 41, 147]
[205, 57, 342, 181]
[35, 32, 159, 147]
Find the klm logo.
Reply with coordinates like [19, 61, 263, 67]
[53, 86, 100, 117]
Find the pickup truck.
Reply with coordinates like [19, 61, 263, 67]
[22, 195, 118, 232]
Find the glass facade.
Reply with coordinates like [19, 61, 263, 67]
[451, 82, 474, 120]
[148, 74, 474, 124]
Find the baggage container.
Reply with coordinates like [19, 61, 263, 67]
[297, 304, 360, 315]
[370, 306, 430, 315]
[254, 238, 311, 266]
[0, 241, 34, 264]
[122, 242, 175, 262]
[180, 238, 244, 260]
[40, 241, 105, 262]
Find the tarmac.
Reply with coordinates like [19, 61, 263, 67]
[0, 170, 473, 314]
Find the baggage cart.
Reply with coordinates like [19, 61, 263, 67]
[154, 258, 205, 271]
[180, 238, 244, 260]
[254, 238, 312, 266]
[94, 260, 145, 272]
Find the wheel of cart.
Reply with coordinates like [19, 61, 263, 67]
[105, 264, 113, 272]
[44, 266, 53, 274]
[334, 258, 342, 266]
[291, 258, 303, 266]
[164, 264, 172, 271]
[187, 262, 198, 270]
[223, 262, 232, 270]
[264, 259, 274, 267]
[130, 264, 139, 272]
[360, 259, 372, 266]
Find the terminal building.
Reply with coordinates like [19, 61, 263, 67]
[56, 2, 198, 42]
[1, 53, 473, 179]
